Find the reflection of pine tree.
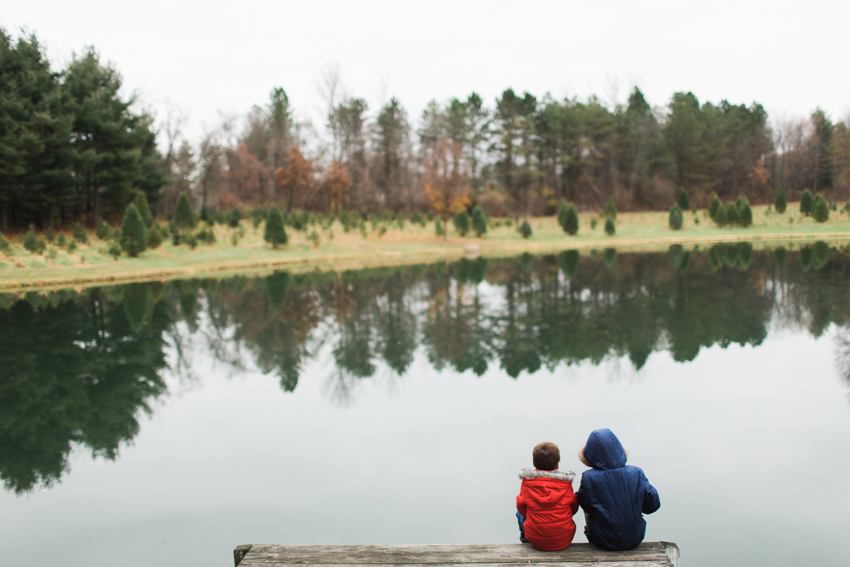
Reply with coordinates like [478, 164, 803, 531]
[265, 271, 290, 311]
[558, 250, 580, 279]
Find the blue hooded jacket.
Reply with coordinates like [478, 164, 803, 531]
[575, 429, 660, 551]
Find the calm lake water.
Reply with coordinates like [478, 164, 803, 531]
[2, 244, 850, 567]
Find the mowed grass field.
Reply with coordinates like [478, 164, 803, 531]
[2, 203, 850, 291]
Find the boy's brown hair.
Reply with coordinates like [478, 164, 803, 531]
[532, 441, 560, 471]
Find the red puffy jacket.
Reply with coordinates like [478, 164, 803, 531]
[516, 468, 578, 551]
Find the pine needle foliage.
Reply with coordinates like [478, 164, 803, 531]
[677, 189, 690, 211]
[471, 206, 487, 236]
[603, 196, 617, 220]
[120, 204, 148, 257]
[669, 204, 683, 230]
[775, 187, 787, 213]
[519, 219, 533, 238]
[134, 192, 153, 226]
[812, 195, 829, 222]
[175, 194, 196, 229]
[604, 217, 615, 235]
[264, 206, 287, 248]
[800, 189, 813, 215]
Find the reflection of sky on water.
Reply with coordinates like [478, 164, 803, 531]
[4, 326, 849, 567]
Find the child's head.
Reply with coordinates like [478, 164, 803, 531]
[532, 441, 560, 471]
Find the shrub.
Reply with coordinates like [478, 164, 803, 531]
[714, 201, 728, 226]
[56, 233, 66, 247]
[677, 189, 690, 211]
[738, 202, 753, 227]
[134, 191, 153, 226]
[120, 204, 148, 257]
[775, 187, 787, 213]
[45, 226, 55, 242]
[519, 219, 533, 238]
[736, 194, 749, 213]
[800, 189, 813, 215]
[708, 192, 721, 220]
[264, 206, 287, 248]
[453, 211, 470, 236]
[195, 227, 216, 245]
[72, 222, 88, 244]
[0, 233, 9, 254]
[108, 241, 121, 260]
[812, 195, 829, 222]
[171, 226, 181, 246]
[175, 193, 196, 229]
[227, 208, 242, 228]
[471, 206, 488, 236]
[604, 217, 615, 235]
[557, 200, 569, 230]
[147, 224, 163, 249]
[564, 204, 579, 235]
[603, 196, 617, 220]
[435, 219, 445, 237]
[725, 202, 738, 225]
[184, 233, 198, 249]
[308, 230, 320, 247]
[251, 208, 266, 229]
[590, 217, 597, 230]
[67, 240, 77, 254]
[669, 204, 683, 230]
[96, 221, 112, 240]
[411, 210, 425, 227]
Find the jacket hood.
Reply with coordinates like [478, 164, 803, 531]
[581, 429, 627, 470]
[518, 468, 575, 482]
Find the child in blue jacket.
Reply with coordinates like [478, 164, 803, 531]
[576, 429, 660, 551]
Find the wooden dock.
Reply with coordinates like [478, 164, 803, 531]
[233, 543, 680, 567]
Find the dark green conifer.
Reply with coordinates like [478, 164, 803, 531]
[120, 204, 148, 257]
[453, 211, 470, 236]
[435, 219, 445, 237]
[677, 189, 690, 211]
[45, 226, 55, 242]
[738, 202, 753, 227]
[708, 192, 721, 220]
[108, 241, 121, 260]
[812, 195, 829, 222]
[714, 201, 728, 226]
[147, 224, 163, 249]
[800, 189, 813, 215]
[520, 219, 533, 238]
[0, 233, 9, 254]
[604, 217, 615, 235]
[264, 206, 287, 248]
[775, 187, 787, 213]
[725, 202, 739, 225]
[175, 193, 196, 229]
[134, 191, 153, 226]
[72, 222, 88, 244]
[774, 247, 787, 270]
[227, 208, 242, 228]
[669, 204, 683, 230]
[564, 205, 579, 235]
[603, 196, 617, 220]
[557, 200, 569, 230]
[471, 206, 487, 236]
[96, 221, 111, 240]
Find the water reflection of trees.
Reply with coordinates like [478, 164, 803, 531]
[5, 245, 850, 492]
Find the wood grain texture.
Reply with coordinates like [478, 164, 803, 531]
[233, 543, 676, 567]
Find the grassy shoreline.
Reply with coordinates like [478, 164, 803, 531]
[3, 203, 850, 291]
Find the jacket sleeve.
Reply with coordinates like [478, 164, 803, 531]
[516, 481, 529, 517]
[641, 470, 661, 515]
[568, 485, 579, 515]
[576, 473, 591, 512]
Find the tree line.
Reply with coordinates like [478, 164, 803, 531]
[4, 29, 850, 232]
[0, 31, 164, 232]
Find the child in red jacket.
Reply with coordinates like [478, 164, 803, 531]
[515, 441, 578, 551]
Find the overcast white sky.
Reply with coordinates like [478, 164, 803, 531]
[4, 0, 850, 146]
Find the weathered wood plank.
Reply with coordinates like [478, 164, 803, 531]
[239, 553, 671, 567]
[236, 544, 254, 567]
[235, 543, 675, 567]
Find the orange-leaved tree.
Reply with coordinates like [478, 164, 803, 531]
[323, 160, 351, 213]
[275, 146, 317, 212]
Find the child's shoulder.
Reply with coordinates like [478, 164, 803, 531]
[518, 468, 576, 482]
